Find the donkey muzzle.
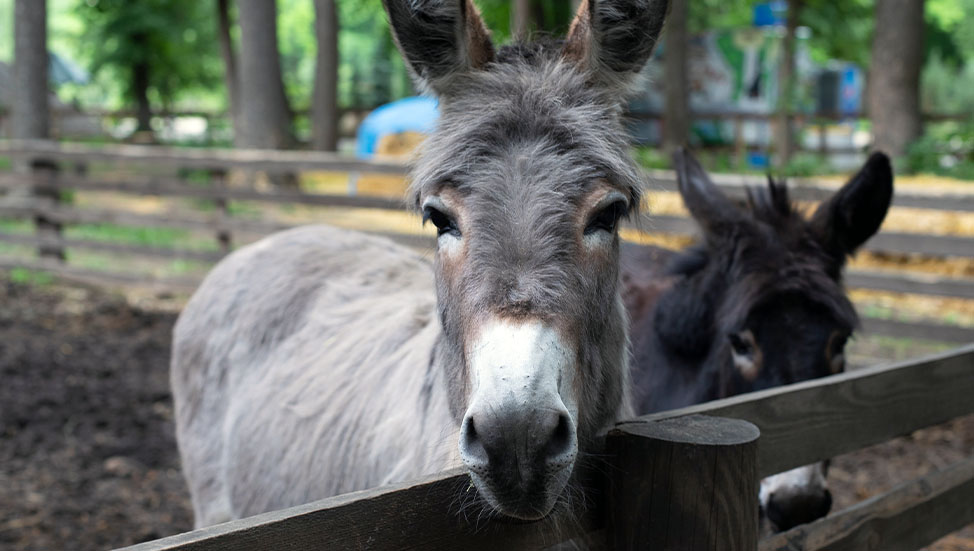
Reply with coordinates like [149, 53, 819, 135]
[460, 319, 579, 520]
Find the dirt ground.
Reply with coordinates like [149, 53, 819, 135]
[0, 277, 971, 550]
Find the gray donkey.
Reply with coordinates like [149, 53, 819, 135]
[172, 0, 668, 527]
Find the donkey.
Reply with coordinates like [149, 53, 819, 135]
[171, 0, 668, 528]
[623, 149, 893, 531]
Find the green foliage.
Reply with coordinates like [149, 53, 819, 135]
[903, 120, 974, 180]
[922, 54, 974, 114]
[802, 0, 873, 66]
[781, 153, 834, 178]
[73, 0, 223, 110]
[277, 0, 316, 108]
[633, 147, 670, 170]
[0, 0, 11, 62]
[688, 0, 752, 33]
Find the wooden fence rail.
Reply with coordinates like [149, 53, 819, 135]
[114, 344, 974, 551]
[0, 140, 971, 344]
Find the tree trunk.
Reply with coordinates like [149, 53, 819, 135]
[311, 0, 339, 151]
[12, 0, 49, 140]
[513, 0, 531, 40]
[532, 0, 546, 33]
[236, 0, 293, 150]
[216, 0, 241, 144]
[775, 0, 801, 166]
[132, 58, 153, 134]
[868, 0, 925, 158]
[662, 0, 689, 153]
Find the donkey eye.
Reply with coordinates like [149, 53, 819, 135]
[423, 207, 460, 237]
[585, 200, 627, 235]
[728, 332, 751, 355]
[834, 334, 848, 350]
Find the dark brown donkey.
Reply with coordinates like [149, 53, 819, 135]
[623, 149, 893, 531]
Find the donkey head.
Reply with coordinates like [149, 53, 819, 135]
[665, 150, 892, 395]
[384, 0, 667, 520]
[659, 149, 893, 530]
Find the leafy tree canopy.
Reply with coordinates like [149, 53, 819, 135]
[74, 0, 222, 110]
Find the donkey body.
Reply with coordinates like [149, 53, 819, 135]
[173, 0, 668, 527]
[623, 149, 894, 531]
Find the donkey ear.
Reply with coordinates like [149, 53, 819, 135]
[562, 0, 668, 91]
[383, 0, 495, 97]
[810, 152, 894, 257]
[673, 147, 746, 235]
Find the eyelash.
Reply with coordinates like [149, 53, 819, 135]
[423, 206, 461, 237]
[584, 201, 627, 235]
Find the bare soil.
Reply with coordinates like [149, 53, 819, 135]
[0, 278, 191, 550]
[0, 277, 970, 550]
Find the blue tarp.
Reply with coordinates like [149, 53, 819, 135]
[355, 96, 439, 158]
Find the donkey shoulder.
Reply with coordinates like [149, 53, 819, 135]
[173, 224, 433, 378]
[171, 225, 447, 520]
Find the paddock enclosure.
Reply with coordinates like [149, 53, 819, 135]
[0, 140, 971, 550]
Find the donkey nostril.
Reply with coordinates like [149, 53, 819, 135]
[543, 413, 575, 465]
[767, 489, 833, 532]
[818, 490, 833, 518]
[460, 415, 488, 467]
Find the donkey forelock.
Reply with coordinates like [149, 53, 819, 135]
[711, 180, 860, 333]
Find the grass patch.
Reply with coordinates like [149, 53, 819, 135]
[67, 249, 213, 277]
[0, 217, 33, 234]
[227, 200, 262, 218]
[0, 242, 36, 257]
[0, 156, 11, 171]
[64, 223, 218, 251]
[8, 267, 54, 286]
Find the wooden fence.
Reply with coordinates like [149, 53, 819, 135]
[109, 343, 974, 550]
[2, 106, 968, 157]
[0, 139, 972, 345]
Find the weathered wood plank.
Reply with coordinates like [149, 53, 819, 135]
[0, 232, 225, 262]
[6, 141, 974, 212]
[759, 455, 974, 551]
[637, 344, 974, 478]
[861, 318, 974, 343]
[607, 415, 760, 550]
[0, 256, 201, 289]
[116, 469, 596, 551]
[646, 174, 974, 212]
[0, 139, 411, 174]
[845, 270, 974, 300]
[866, 231, 974, 258]
[633, 214, 974, 258]
[0, 172, 410, 211]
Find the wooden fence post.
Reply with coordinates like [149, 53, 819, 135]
[31, 159, 65, 261]
[210, 169, 233, 254]
[606, 414, 760, 551]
